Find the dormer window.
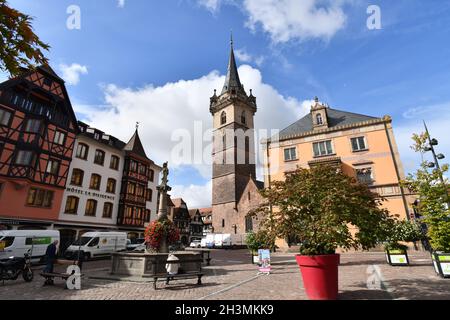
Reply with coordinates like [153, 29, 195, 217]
[316, 113, 323, 125]
[221, 111, 227, 125]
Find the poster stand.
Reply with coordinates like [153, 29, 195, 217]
[256, 249, 272, 275]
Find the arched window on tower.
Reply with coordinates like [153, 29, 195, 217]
[221, 111, 227, 125]
[241, 111, 246, 124]
[316, 113, 323, 125]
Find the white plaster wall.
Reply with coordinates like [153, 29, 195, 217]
[59, 135, 124, 227]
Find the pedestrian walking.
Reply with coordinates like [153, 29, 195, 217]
[43, 240, 59, 285]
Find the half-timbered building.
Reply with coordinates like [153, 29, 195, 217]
[117, 128, 160, 233]
[0, 65, 78, 230]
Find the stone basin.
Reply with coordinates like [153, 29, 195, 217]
[111, 251, 202, 277]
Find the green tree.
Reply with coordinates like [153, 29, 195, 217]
[246, 230, 276, 254]
[403, 132, 450, 252]
[0, 0, 49, 76]
[382, 219, 424, 250]
[249, 165, 395, 256]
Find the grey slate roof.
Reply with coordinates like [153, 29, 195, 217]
[278, 108, 380, 140]
[77, 121, 126, 151]
[221, 42, 246, 96]
[123, 129, 150, 161]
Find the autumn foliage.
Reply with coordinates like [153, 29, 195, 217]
[0, 0, 50, 76]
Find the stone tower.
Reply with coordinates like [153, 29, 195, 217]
[210, 38, 258, 234]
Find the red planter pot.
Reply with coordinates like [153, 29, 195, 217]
[296, 254, 340, 300]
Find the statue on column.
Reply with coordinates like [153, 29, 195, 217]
[144, 162, 179, 254]
[157, 162, 171, 222]
[156, 162, 172, 253]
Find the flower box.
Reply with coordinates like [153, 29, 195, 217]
[432, 252, 450, 278]
[385, 249, 409, 266]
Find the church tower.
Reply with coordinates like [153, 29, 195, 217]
[210, 38, 258, 234]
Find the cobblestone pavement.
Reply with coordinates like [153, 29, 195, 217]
[0, 250, 448, 300]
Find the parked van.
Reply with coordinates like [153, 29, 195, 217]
[0, 230, 60, 263]
[214, 234, 226, 248]
[211, 233, 247, 249]
[203, 234, 215, 248]
[64, 232, 127, 260]
[230, 234, 247, 248]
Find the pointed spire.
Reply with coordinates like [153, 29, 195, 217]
[123, 125, 150, 161]
[230, 30, 234, 49]
[221, 34, 245, 95]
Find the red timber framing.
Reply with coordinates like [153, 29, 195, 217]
[117, 130, 153, 229]
[0, 65, 78, 222]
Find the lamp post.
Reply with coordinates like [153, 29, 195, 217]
[423, 121, 449, 206]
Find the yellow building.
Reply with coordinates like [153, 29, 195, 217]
[263, 97, 414, 247]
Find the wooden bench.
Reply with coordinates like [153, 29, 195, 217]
[40, 272, 84, 288]
[153, 272, 204, 290]
[152, 259, 204, 290]
[184, 248, 212, 266]
[40, 260, 83, 288]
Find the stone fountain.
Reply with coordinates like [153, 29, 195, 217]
[110, 162, 202, 278]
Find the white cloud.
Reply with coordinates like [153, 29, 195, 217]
[235, 48, 265, 67]
[59, 63, 88, 85]
[197, 0, 222, 13]
[243, 0, 348, 43]
[75, 65, 308, 206]
[117, 0, 125, 8]
[197, 0, 348, 42]
[171, 181, 212, 209]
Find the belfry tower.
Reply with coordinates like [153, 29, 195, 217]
[210, 37, 258, 234]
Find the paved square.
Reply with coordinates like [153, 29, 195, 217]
[0, 250, 449, 300]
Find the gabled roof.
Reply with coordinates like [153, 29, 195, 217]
[188, 209, 200, 219]
[171, 198, 186, 208]
[123, 129, 150, 160]
[77, 121, 126, 151]
[166, 195, 175, 207]
[38, 64, 64, 82]
[278, 108, 380, 140]
[199, 207, 212, 215]
[0, 64, 79, 134]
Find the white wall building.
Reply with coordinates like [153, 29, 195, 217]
[55, 122, 161, 252]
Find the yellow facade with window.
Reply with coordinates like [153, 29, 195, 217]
[263, 98, 415, 250]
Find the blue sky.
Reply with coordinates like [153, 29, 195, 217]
[4, 0, 450, 207]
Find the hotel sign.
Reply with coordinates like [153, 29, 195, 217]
[66, 187, 115, 201]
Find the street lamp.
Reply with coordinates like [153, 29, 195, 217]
[423, 121, 449, 205]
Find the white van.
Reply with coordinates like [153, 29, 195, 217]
[214, 234, 225, 248]
[0, 230, 60, 263]
[204, 234, 215, 248]
[211, 234, 247, 249]
[64, 232, 127, 260]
